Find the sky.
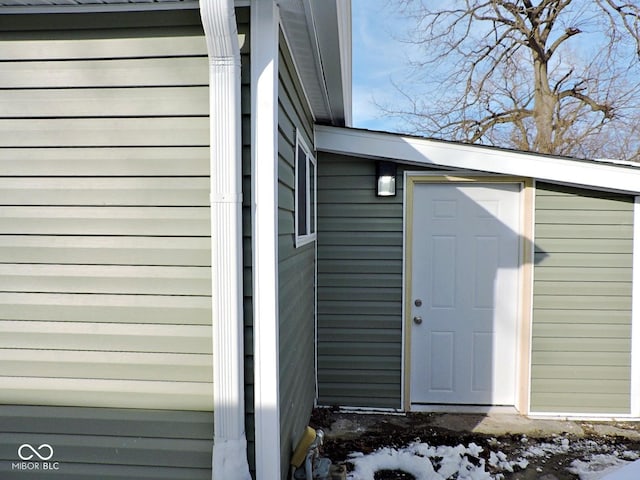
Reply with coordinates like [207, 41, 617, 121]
[351, 0, 413, 133]
[349, 0, 640, 159]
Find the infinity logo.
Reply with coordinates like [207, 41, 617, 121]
[18, 444, 54, 461]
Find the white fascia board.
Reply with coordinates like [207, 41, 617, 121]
[336, 0, 352, 126]
[251, 1, 282, 479]
[310, 0, 349, 126]
[315, 126, 640, 195]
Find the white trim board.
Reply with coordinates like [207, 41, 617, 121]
[402, 173, 529, 412]
[315, 126, 640, 195]
[251, 1, 281, 479]
[631, 197, 640, 417]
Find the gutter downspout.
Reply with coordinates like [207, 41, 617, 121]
[199, 0, 251, 478]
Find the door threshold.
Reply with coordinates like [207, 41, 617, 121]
[410, 404, 519, 414]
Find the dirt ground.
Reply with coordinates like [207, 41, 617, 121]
[310, 408, 640, 480]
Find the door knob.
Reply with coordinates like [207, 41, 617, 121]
[413, 316, 423, 325]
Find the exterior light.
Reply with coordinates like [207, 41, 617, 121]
[376, 161, 397, 197]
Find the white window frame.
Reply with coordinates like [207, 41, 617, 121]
[295, 131, 317, 247]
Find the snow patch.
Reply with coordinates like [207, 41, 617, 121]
[599, 459, 640, 480]
[568, 454, 631, 480]
[488, 451, 528, 472]
[344, 436, 640, 480]
[347, 442, 494, 480]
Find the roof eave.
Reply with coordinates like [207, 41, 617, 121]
[315, 126, 640, 195]
[0, 0, 250, 15]
[279, 0, 352, 127]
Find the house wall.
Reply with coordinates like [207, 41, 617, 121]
[0, 405, 213, 478]
[316, 153, 421, 409]
[0, 9, 211, 412]
[277, 32, 317, 478]
[316, 154, 636, 416]
[530, 183, 635, 414]
[0, 8, 252, 477]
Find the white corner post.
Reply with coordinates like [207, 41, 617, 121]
[631, 196, 640, 417]
[251, 0, 282, 479]
[199, 0, 251, 478]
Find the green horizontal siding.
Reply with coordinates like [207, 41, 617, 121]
[530, 183, 634, 414]
[0, 11, 211, 412]
[316, 153, 414, 409]
[277, 33, 316, 480]
[0, 7, 253, 477]
[0, 405, 212, 479]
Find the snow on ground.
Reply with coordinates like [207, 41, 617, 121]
[347, 442, 493, 480]
[346, 436, 640, 480]
[568, 454, 632, 480]
[598, 459, 640, 480]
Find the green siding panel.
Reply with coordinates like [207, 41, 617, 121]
[318, 259, 401, 274]
[532, 337, 631, 353]
[534, 365, 630, 380]
[535, 210, 632, 225]
[532, 310, 631, 324]
[0, 11, 212, 413]
[530, 183, 634, 414]
[535, 224, 633, 239]
[316, 153, 416, 409]
[532, 351, 631, 366]
[318, 300, 402, 316]
[0, 406, 212, 479]
[0, 7, 254, 475]
[535, 238, 632, 253]
[318, 273, 403, 288]
[533, 281, 631, 296]
[320, 314, 400, 329]
[533, 323, 631, 338]
[0, 147, 210, 177]
[534, 266, 633, 281]
[533, 295, 632, 310]
[318, 245, 403, 261]
[534, 253, 632, 268]
[277, 35, 316, 480]
[530, 394, 630, 414]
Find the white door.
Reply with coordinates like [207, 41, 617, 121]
[409, 182, 521, 406]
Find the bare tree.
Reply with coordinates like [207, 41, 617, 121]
[383, 0, 640, 160]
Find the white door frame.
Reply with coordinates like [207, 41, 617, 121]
[402, 172, 535, 413]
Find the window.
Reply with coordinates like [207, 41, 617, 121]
[295, 132, 317, 247]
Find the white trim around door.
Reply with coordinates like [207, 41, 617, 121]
[403, 173, 534, 414]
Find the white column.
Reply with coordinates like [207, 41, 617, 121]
[199, 0, 251, 478]
[251, 0, 282, 479]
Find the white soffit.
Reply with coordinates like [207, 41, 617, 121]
[278, 0, 351, 126]
[315, 125, 640, 195]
